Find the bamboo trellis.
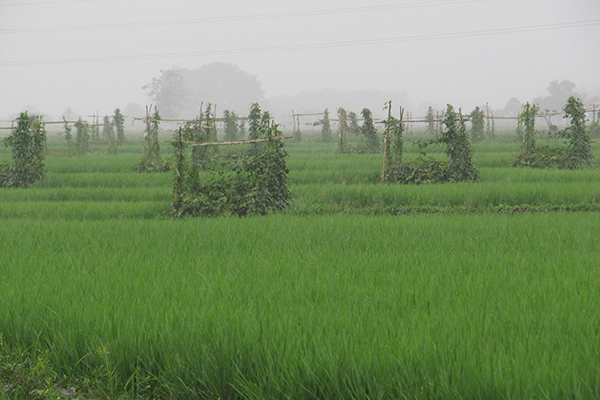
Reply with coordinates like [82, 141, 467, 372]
[165, 136, 293, 147]
[291, 105, 600, 125]
[2, 105, 598, 131]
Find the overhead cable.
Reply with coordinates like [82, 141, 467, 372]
[1, 19, 598, 67]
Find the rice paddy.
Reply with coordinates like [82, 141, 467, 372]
[1, 131, 600, 399]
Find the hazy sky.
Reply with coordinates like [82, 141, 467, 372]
[1, 0, 599, 120]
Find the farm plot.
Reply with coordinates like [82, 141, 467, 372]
[1, 136, 600, 219]
[1, 214, 600, 399]
[1, 133, 600, 399]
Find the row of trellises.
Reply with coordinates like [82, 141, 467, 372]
[424, 105, 495, 143]
[0, 111, 47, 188]
[293, 105, 491, 153]
[295, 108, 382, 154]
[60, 108, 126, 156]
[513, 96, 595, 169]
[382, 102, 478, 185]
[170, 103, 291, 218]
[136, 105, 249, 173]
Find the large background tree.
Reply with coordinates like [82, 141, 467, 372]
[144, 62, 264, 119]
[143, 68, 189, 119]
[534, 80, 579, 112]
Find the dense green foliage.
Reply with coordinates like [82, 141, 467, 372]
[113, 108, 126, 145]
[384, 156, 446, 185]
[173, 104, 290, 218]
[387, 104, 477, 184]
[513, 97, 594, 169]
[469, 106, 485, 142]
[247, 103, 262, 141]
[182, 106, 214, 178]
[358, 108, 379, 154]
[1, 112, 46, 188]
[74, 118, 90, 155]
[560, 96, 594, 168]
[521, 102, 538, 153]
[139, 109, 168, 172]
[319, 108, 333, 142]
[440, 104, 478, 182]
[382, 104, 404, 180]
[335, 107, 349, 154]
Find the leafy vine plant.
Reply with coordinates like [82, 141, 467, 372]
[1, 112, 47, 188]
[385, 103, 477, 184]
[171, 103, 291, 218]
[512, 97, 593, 169]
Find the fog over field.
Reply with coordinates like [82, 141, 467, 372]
[0, 0, 599, 121]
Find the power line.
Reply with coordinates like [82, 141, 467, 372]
[1, 19, 599, 67]
[0, 0, 490, 34]
[0, 0, 107, 6]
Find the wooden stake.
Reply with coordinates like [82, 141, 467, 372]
[337, 107, 347, 153]
[382, 100, 392, 182]
[172, 127, 184, 215]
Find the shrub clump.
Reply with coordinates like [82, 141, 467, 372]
[385, 157, 447, 184]
[513, 97, 594, 169]
[385, 104, 477, 184]
[1, 112, 47, 188]
[139, 108, 170, 172]
[354, 108, 380, 154]
[172, 103, 290, 218]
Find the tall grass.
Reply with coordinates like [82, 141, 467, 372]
[46, 154, 144, 174]
[290, 181, 600, 213]
[0, 187, 171, 202]
[0, 201, 168, 219]
[37, 172, 172, 188]
[1, 214, 599, 398]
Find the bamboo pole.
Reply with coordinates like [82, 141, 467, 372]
[337, 107, 347, 153]
[382, 100, 392, 182]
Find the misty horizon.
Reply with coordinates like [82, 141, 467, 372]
[1, 0, 599, 122]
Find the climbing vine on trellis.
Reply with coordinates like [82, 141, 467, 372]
[172, 103, 290, 218]
[512, 97, 593, 169]
[386, 103, 477, 184]
[1, 112, 47, 188]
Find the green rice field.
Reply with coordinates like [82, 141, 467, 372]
[1, 132, 600, 399]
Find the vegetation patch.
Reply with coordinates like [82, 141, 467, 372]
[2, 215, 600, 398]
[1, 112, 46, 188]
[138, 107, 170, 173]
[385, 103, 478, 184]
[172, 103, 291, 218]
[513, 96, 594, 169]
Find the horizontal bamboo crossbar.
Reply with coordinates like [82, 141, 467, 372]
[293, 106, 599, 122]
[164, 136, 293, 147]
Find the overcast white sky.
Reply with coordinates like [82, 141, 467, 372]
[0, 0, 599, 120]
